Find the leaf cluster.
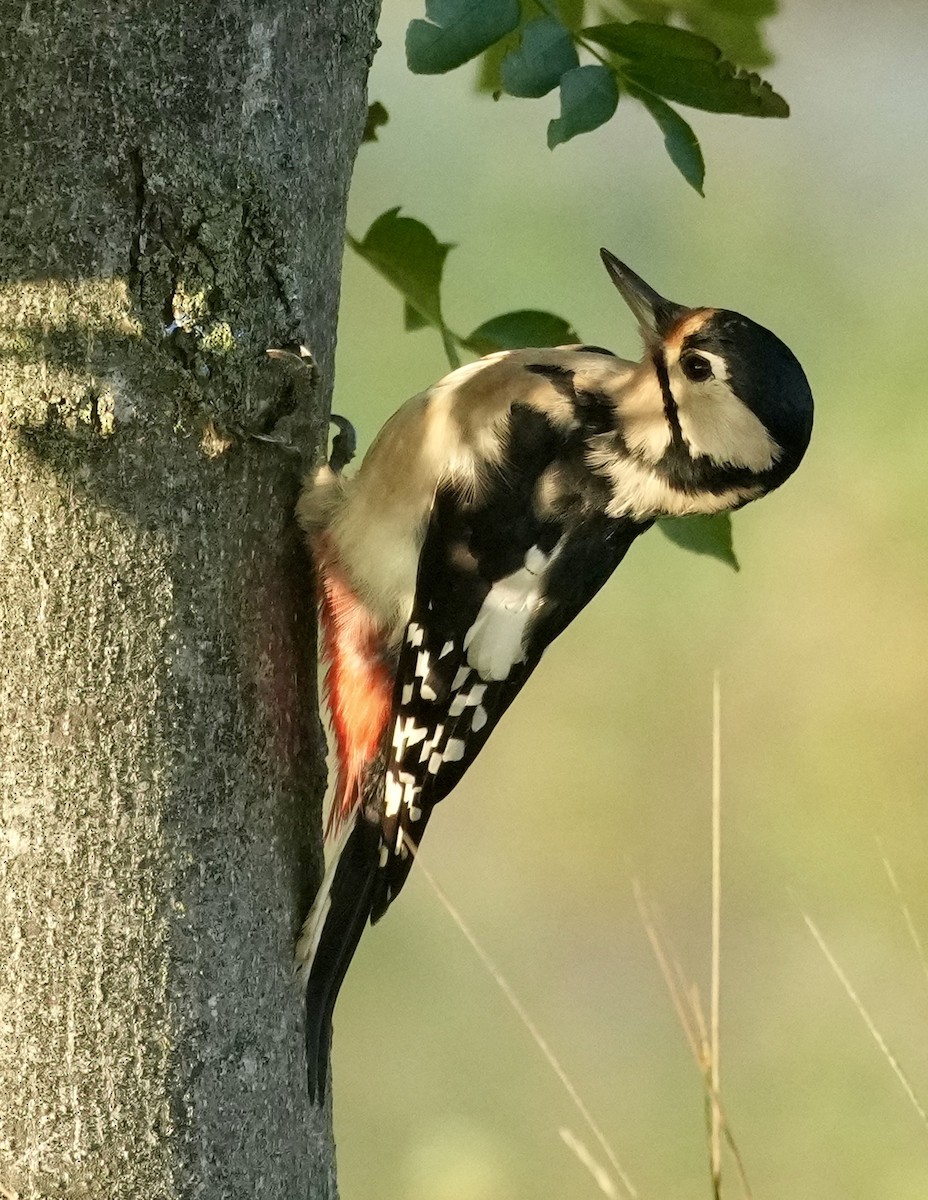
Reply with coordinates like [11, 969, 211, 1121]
[406, 0, 787, 193]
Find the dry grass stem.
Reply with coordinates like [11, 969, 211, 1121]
[559, 1128, 620, 1199]
[633, 881, 702, 1061]
[723, 1130, 754, 1200]
[409, 840, 637, 1200]
[877, 845, 928, 1003]
[804, 913, 928, 1132]
[631, 671, 754, 1200]
[690, 984, 709, 1058]
[633, 880, 753, 1200]
[710, 669, 722, 1198]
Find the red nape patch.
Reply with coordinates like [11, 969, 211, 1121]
[313, 533, 392, 837]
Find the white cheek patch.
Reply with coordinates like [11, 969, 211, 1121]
[666, 351, 778, 472]
[601, 454, 759, 519]
[463, 542, 561, 682]
[676, 377, 778, 471]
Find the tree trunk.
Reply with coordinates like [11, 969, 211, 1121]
[0, 2, 380, 1196]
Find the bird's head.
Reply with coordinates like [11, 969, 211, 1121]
[600, 248, 813, 505]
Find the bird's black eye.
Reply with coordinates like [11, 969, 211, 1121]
[681, 352, 713, 382]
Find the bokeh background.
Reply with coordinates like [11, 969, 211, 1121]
[328, 4, 928, 1197]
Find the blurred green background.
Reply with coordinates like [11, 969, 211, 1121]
[328, 4, 928, 1197]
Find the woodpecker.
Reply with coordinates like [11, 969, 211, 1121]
[296, 249, 813, 1100]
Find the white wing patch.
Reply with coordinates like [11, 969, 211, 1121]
[392, 716, 427, 757]
[385, 766, 421, 818]
[464, 543, 561, 682]
[382, 541, 562, 871]
[448, 682, 486, 717]
[443, 738, 465, 762]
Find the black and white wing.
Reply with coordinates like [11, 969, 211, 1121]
[371, 403, 650, 919]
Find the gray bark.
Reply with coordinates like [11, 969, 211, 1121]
[0, 2, 380, 1197]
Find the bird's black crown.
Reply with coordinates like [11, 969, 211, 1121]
[684, 310, 814, 485]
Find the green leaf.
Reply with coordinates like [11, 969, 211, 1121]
[464, 310, 581, 354]
[633, 88, 705, 193]
[548, 65, 619, 148]
[404, 301, 431, 331]
[585, 19, 720, 61]
[474, 30, 512, 94]
[624, 57, 787, 116]
[350, 208, 453, 330]
[604, 0, 774, 66]
[473, 1, 586, 94]
[583, 20, 788, 116]
[501, 16, 579, 98]
[407, 0, 521, 74]
[680, 0, 776, 68]
[555, 0, 586, 33]
[361, 101, 389, 143]
[659, 513, 739, 570]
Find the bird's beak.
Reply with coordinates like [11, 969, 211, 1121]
[599, 249, 686, 343]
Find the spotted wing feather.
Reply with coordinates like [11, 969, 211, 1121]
[371, 405, 649, 919]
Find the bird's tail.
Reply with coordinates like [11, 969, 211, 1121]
[296, 814, 381, 1103]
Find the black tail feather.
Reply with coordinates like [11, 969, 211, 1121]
[304, 818, 380, 1103]
[369, 807, 434, 926]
